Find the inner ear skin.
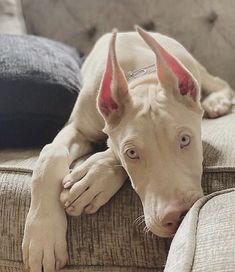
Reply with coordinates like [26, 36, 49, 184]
[98, 48, 119, 117]
[178, 78, 197, 102]
[98, 31, 130, 124]
[157, 45, 198, 102]
[136, 26, 199, 103]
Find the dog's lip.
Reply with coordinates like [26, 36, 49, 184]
[146, 221, 177, 238]
[145, 214, 187, 238]
[149, 227, 176, 238]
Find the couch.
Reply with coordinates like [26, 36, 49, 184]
[0, 1, 235, 271]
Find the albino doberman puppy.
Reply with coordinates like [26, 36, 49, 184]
[22, 27, 234, 272]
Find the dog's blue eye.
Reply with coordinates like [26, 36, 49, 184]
[180, 135, 191, 148]
[126, 149, 139, 159]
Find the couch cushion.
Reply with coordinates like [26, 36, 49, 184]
[0, 34, 82, 148]
[164, 188, 235, 272]
[201, 108, 235, 194]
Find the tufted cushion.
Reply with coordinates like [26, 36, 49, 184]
[164, 189, 235, 272]
[21, 0, 235, 89]
[0, 34, 82, 147]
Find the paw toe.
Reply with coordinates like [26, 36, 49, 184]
[60, 189, 70, 205]
[84, 204, 97, 214]
[84, 192, 110, 214]
[43, 257, 55, 272]
[28, 258, 42, 272]
[66, 205, 83, 216]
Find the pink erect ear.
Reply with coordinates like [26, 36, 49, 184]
[136, 26, 200, 106]
[98, 30, 129, 123]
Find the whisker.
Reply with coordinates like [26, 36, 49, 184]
[144, 225, 149, 233]
[134, 215, 146, 231]
[137, 218, 145, 228]
[133, 215, 145, 225]
[143, 225, 148, 233]
[143, 225, 151, 237]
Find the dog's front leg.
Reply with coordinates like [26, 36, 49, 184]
[22, 124, 93, 272]
[60, 148, 127, 216]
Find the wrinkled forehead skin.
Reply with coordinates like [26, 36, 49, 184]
[105, 82, 203, 197]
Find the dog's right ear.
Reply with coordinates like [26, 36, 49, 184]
[97, 30, 130, 125]
[136, 26, 202, 112]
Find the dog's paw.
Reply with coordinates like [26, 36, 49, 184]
[22, 207, 68, 272]
[60, 151, 126, 216]
[202, 92, 232, 118]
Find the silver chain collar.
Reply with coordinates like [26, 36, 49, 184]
[126, 63, 156, 82]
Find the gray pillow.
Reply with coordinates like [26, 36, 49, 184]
[0, 34, 82, 147]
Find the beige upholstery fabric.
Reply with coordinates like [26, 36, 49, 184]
[22, 0, 235, 90]
[164, 189, 235, 272]
[202, 110, 235, 194]
[0, 0, 26, 34]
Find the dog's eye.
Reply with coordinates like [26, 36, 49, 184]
[180, 134, 191, 148]
[126, 148, 139, 159]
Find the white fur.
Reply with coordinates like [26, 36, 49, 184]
[23, 29, 234, 271]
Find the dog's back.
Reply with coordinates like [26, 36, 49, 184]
[82, 31, 200, 89]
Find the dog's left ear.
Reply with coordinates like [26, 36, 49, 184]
[97, 30, 130, 125]
[136, 26, 202, 111]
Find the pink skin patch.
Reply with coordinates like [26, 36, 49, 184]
[98, 52, 118, 117]
[157, 45, 197, 102]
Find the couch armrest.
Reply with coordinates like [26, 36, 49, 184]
[165, 189, 235, 272]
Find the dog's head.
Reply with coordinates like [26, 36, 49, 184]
[97, 27, 204, 237]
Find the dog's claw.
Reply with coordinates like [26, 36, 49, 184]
[56, 260, 61, 271]
[84, 204, 93, 214]
[64, 201, 70, 208]
[62, 176, 71, 185]
[64, 181, 72, 189]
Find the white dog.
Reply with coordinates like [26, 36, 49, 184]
[22, 27, 234, 272]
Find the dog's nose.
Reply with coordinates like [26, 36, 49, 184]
[160, 208, 189, 234]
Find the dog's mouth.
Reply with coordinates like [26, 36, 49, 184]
[144, 205, 188, 238]
[145, 220, 179, 238]
[139, 190, 203, 238]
